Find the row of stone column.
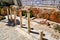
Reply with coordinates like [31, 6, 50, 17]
[6, 7, 43, 40]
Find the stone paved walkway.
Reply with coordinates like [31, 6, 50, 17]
[0, 16, 60, 40]
[0, 18, 33, 40]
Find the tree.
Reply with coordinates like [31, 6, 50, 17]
[0, 0, 6, 6]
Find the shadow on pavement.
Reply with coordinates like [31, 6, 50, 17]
[6, 19, 20, 27]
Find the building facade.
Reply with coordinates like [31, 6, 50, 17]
[21, 0, 60, 6]
[2, 0, 60, 6]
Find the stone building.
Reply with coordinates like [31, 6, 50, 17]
[21, 0, 60, 6]
[1, 0, 60, 7]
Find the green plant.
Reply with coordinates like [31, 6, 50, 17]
[23, 11, 27, 17]
[30, 11, 34, 18]
[0, 0, 13, 6]
[23, 11, 34, 18]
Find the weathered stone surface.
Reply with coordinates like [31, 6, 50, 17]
[0, 16, 6, 20]
[0, 16, 60, 40]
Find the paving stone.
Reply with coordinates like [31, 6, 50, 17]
[0, 16, 60, 40]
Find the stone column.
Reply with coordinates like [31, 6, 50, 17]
[10, 7, 12, 21]
[27, 9, 30, 34]
[39, 31, 43, 40]
[19, 9, 22, 27]
[1, 8, 4, 15]
[7, 7, 9, 20]
[14, 8, 16, 25]
[13, 0, 18, 5]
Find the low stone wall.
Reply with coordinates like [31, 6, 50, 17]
[0, 16, 6, 21]
[1, 6, 60, 23]
[31, 7, 60, 23]
[0, 7, 8, 16]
